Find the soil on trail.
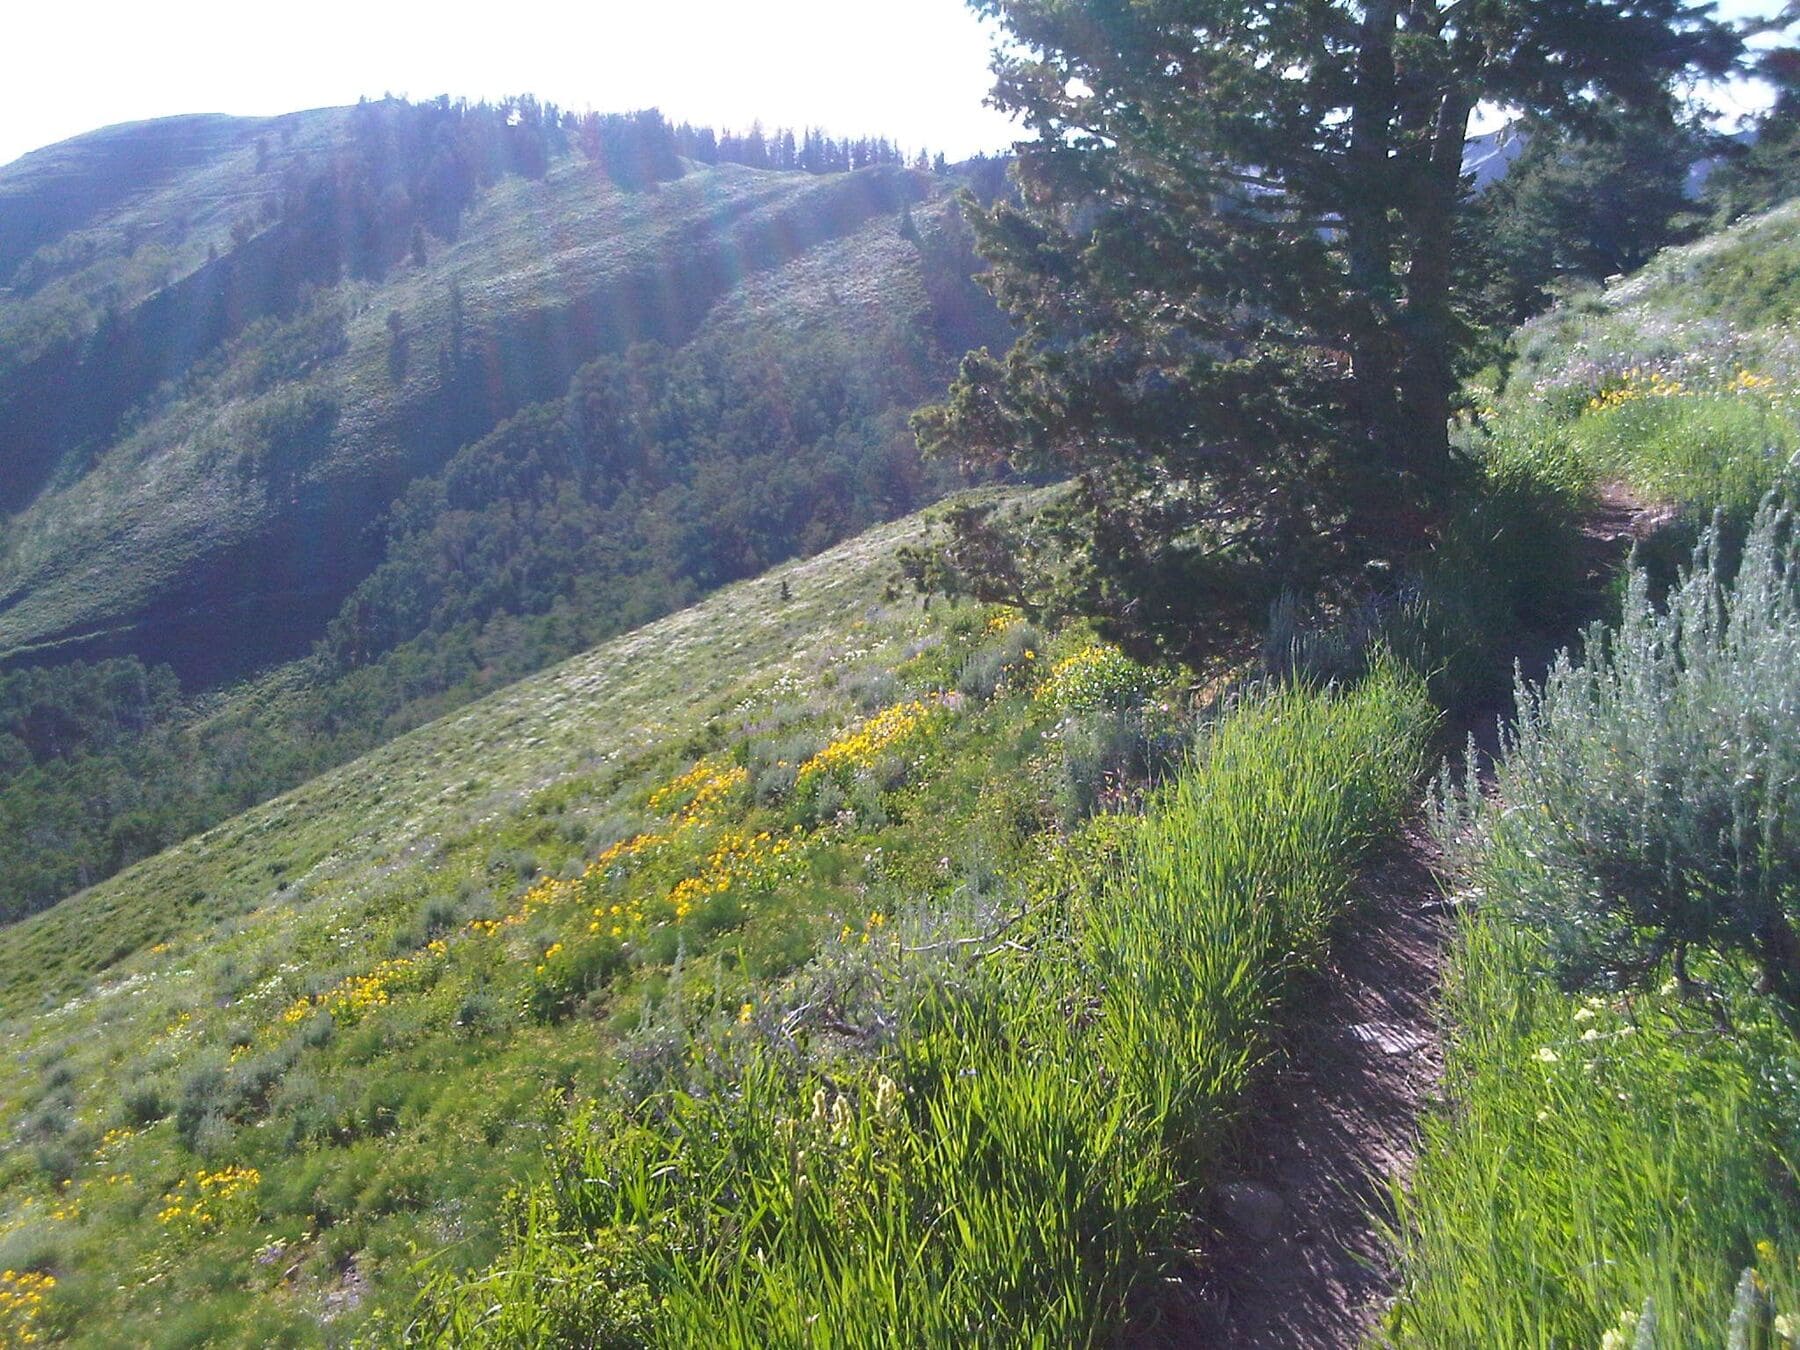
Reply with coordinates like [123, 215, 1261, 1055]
[1130, 484, 1666, 1348]
[1133, 827, 1450, 1348]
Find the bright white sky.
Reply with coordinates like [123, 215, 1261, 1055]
[0, 0, 1791, 171]
[0, 0, 1019, 169]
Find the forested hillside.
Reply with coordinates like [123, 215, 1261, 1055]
[0, 99, 1010, 920]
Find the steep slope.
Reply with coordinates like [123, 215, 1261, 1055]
[0, 490, 1097, 1345]
[0, 504, 947, 1017]
[0, 103, 979, 683]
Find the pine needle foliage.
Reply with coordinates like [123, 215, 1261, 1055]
[913, 0, 1737, 666]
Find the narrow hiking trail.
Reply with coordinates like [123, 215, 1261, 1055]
[1139, 825, 1451, 1347]
[1132, 485, 1665, 1348]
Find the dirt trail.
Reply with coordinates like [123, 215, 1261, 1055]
[1134, 826, 1450, 1347]
[1131, 485, 1663, 1348]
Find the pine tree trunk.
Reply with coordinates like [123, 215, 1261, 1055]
[1756, 909, 1800, 1017]
[1342, 2, 1414, 539]
[1399, 87, 1476, 501]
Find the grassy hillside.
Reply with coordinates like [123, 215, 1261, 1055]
[0, 502, 950, 1340]
[0, 101, 1009, 925]
[1481, 196, 1800, 521]
[0, 473, 1443, 1345]
[0, 110, 354, 371]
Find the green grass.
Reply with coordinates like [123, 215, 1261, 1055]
[1473, 198, 1800, 521]
[410, 666, 1433, 1346]
[1567, 392, 1800, 518]
[1386, 912, 1800, 1347]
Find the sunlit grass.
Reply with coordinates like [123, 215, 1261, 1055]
[413, 667, 1434, 1345]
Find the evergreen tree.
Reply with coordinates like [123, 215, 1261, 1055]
[1707, 4, 1800, 221]
[1478, 107, 1705, 322]
[916, 0, 1737, 665]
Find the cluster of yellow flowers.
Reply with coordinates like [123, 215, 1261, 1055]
[156, 1166, 261, 1230]
[648, 757, 747, 822]
[533, 942, 565, 975]
[470, 833, 668, 948]
[587, 895, 650, 940]
[0, 1270, 55, 1344]
[1587, 366, 1691, 412]
[1035, 641, 1148, 713]
[798, 700, 940, 785]
[479, 830, 678, 942]
[668, 828, 804, 923]
[280, 950, 438, 1028]
[838, 910, 888, 945]
[94, 1126, 135, 1155]
[984, 609, 1021, 635]
[1587, 365, 1779, 413]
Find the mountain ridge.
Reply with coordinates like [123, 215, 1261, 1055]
[0, 107, 960, 680]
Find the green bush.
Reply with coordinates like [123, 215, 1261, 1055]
[1265, 447, 1585, 710]
[954, 622, 1044, 702]
[1034, 640, 1153, 715]
[522, 937, 628, 1024]
[1052, 708, 1180, 828]
[1437, 499, 1800, 1014]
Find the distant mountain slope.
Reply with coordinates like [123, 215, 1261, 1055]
[1462, 124, 1527, 191]
[0, 501, 960, 1018]
[0, 103, 993, 684]
[0, 112, 289, 284]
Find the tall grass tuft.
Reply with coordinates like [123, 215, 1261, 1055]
[412, 667, 1432, 1346]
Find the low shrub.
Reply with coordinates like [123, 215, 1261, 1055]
[1436, 499, 1800, 1015]
[954, 620, 1044, 702]
[1052, 707, 1181, 828]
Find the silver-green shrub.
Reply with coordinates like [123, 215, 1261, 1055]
[1436, 498, 1800, 1014]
